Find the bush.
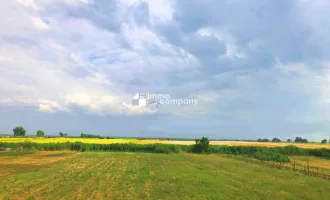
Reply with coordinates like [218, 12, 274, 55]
[192, 137, 210, 153]
[253, 150, 290, 163]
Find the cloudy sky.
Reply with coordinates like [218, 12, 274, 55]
[1, 0, 330, 141]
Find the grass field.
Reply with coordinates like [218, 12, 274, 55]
[1, 137, 330, 149]
[1, 151, 330, 200]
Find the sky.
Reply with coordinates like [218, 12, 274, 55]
[1, 0, 330, 141]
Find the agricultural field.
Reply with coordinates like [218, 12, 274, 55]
[1, 151, 330, 200]
[1, 137, 330, 149]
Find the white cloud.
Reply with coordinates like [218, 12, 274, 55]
[31, 17, 50, 30]
[145, 0, 173, 21]
[16, 0, 40, 10]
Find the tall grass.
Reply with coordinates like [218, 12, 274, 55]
[1, 142, 329, 161]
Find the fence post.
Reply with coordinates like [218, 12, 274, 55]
[293, 158, 296, 171]
[307, 160, 310, 174]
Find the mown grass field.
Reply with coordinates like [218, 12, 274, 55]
[1, 151, 330, 200]
[1, 137, 330, 149]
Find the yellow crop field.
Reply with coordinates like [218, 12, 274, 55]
[1, 137, 330, 149]
[0, 137, 143, 144]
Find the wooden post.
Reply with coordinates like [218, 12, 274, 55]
[307, 160, 310, 174]
[293, 158, 296, 171]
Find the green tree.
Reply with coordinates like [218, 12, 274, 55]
[192, 137, 210, 153]
[321, 139, 327, 144]
[36, 130, 45, 137]
[287, 139, 292, 142]
[59, 132, 64, 137]
[294, 137, 308, 143]
[63, 133, 68, 137]
[272, 137, 281, 143]
[13, 126, 26, 137]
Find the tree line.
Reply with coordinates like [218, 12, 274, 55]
[80, 133, 101, 138]
[10, 126, 330, 144]
[257, 137, 330, 144]
[3, 137, 330, 163]
[12, 126, 68, 138]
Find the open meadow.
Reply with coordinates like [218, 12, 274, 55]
[1, 137, 329, 149]
[1, 151, 330, 200]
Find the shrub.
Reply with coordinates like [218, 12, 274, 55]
[192, 137, 210, 153]
[253, 150, 290, 163]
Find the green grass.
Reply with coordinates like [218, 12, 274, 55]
[1, 152, 329, 200]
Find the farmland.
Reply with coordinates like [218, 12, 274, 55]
[1, 137, 330, 199]
[1, 137, 330, 149]
[1, 151, 330, 200]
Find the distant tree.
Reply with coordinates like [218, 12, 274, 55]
[294, 137, 308, 143]
[272, 138, 281, 143]
[261, 138, 270, 142]
[13, 126, 26, 137]
[36, 130, 45, 137]
[63, 133, 68, 138]
[294, 137, 301, 143]
[302, 139, 308, 143]
[287, 139, 292, 143]
[81, 133, 100, 138]
[59, 132, 64, 137]
[257, 138, 263, 142]
[329, 139, 330, 144]
[321, 139, 327, 144]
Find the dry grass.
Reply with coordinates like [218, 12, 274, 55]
[290, 156, 330, 170]
[0, 151, 76, 178]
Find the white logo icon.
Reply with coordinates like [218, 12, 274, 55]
[132, 93, 147, 107]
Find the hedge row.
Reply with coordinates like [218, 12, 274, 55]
[1, 142, 329, 160]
